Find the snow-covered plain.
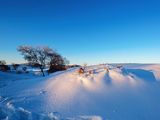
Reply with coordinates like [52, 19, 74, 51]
[1, 64, 160, 120]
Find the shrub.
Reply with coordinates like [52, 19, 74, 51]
[48, 65, 66, 73]
[22, 67, 27, 72]
[0, 65, 10, 72]
[78, 68, 85, 74]
[12, 63, 20, 70]
[0, 60, 10, 72]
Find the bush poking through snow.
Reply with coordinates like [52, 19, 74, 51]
[78, 68, 85, 74]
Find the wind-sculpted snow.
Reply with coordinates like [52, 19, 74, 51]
[0, 96, 102, 120]
[1, 64, 160, 120]
[124, 64, 160, 81]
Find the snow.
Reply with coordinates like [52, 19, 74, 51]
[1, 64, 160, 120]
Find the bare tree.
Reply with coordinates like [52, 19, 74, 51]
[18, 45, 69, 76]
[0, 60, 6, 65]
[17, 45, 55, 76]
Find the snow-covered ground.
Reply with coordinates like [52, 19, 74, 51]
[1, 64, 160, 120]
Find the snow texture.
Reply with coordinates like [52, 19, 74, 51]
[1, 64, 160, 120]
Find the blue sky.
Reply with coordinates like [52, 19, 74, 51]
[0, 0, 160, 64]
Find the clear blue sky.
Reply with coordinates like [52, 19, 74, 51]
[0, 0, 160, 65]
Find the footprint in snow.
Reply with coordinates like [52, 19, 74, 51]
[39, 90, 47, 95]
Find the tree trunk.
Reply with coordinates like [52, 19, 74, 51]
[40, 66, 45, 77]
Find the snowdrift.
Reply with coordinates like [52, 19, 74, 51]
[1, 64, 160, 120]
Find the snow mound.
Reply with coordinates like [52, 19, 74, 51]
[1, 64, 160, 119]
